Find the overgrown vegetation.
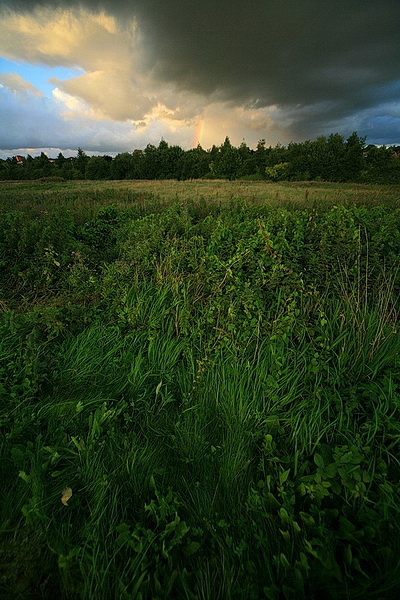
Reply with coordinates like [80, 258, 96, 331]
[1, 180, 400, 599]
[2, 132, 400, 183]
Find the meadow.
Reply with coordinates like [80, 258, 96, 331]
[1, 179, 400, 599]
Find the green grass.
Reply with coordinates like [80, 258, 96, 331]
[1, 180, 400, 598]
[2, 178, 400, 213]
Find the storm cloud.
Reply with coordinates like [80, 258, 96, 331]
[1, 0, 400, 148]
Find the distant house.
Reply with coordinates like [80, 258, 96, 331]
[14, 155, 24, 165]
[392, 146, 400, 158]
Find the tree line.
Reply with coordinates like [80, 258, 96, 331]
[2, 133, 400, 183]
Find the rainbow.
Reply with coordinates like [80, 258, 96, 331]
[193, 119, 205, 147]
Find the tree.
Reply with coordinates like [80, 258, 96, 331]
[157, 140, 184, 179]
[254, 139, 268, 177]
[361, 144, 400, 183]
[85, 156, 111, 180]
[56, 152, 66, 166]
[265, 162, 290, 181]
[287, 141, 311, 180]
[237, 140, 258, 177]
[76, 148, 89, 177]
[343, 132, 365, 181]
[30, 152, 53, 178]
[111, 153, 135, 179]
[131, 149, 144, 178]
[142, 144, 159, 179]
[179, 144, 209, 179]
[325, 133, 346, 181]
[210, 136, 242, 180]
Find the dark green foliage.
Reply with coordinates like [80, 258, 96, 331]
[2, 131, 400, 183]
[75, 148, 89, 177]
[1, 181, 400, 599]
[111, 152, 138, 179]
[85, 155, 111, 180]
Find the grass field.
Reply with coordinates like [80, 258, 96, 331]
[1, 180, 400, 599]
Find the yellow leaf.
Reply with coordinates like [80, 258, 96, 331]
[61, 487, 73, 506]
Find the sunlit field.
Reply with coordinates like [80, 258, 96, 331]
[1, 180, 400, 599]
[2, 178, 400, 212]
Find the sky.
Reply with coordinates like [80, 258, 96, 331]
[0, 0, 399, 158]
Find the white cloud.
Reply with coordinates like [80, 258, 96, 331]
[52, 86, 107, 121]
[0, 72, 43, 97]
[0, 79, 196, 154]
[52, 70, 154, 121]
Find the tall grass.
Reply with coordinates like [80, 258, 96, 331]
[1, 181, 400, 598]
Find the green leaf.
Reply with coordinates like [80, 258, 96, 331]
[339, 517, 356, 533]
[18, 470, 30, 483]
[314, 453, 324, 469]
[279, 528, 290, 542]
[292, 521, 301, 534]
[280, 468, 290, 485]
[184, 541, 200, 556]
[294, 568, 304, 592]
[324, 463, 337, 477]
[263, 585, 280, 600]
[267, 492, 281, 510]
[174, 521, 190, 538]
[279, 507, 290, 524]
[282, 584, 295, 599]
[295, 552, 310, 575]
[116, 530, 131, 547]
[353, 557, 369, 578]
[280, 553, 290, 568]
[300, 512, 315, 527]
[115, 522, 130, 533]
[343, 545, 352, 568]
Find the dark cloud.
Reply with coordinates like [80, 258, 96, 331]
[1, 0, 400, 141]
